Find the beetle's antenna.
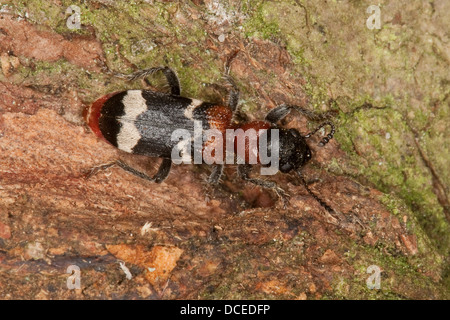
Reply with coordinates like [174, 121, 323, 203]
[304, 121, 335, 147]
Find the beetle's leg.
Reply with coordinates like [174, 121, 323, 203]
[161, 67, 181, 95]
[223, 50, 240, 113]
[116, 160, 158, 182]
[85, 161, 118, 179]
[85, 159, 172, 183]
[265, 104, 332, 125]
[98, 60, 181, 95]
[305, 121, 335, 147]
[223, 74, 240, 112]
[121, 67, 181, 96]
[297, 172, 365, 229]
[207, 164, 224, 185]
[151, 158, 173, 183]
[265, 104, 292, 124]
[296, 170, 346, 222]
[117, 159, 172, 183]
[85, 160, 155, 182]
[297, 170, 334, 214]
[98, 60, 162, 82]
[283, 104, 331, 121]
[237, 164, 290, 208]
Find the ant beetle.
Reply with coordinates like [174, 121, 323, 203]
[84, 62, 336, 212]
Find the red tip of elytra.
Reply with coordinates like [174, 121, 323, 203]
[84, 92, 119, 140]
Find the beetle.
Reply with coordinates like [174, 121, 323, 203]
[84, 63, 336, 212]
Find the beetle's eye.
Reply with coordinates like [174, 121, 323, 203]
[280, 163, 292, 172]
[289, 129, 301, 138]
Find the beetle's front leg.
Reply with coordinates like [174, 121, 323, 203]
[237, 164, 290, 208]
[265, 104, 292, 124]
[200, 164, 224, 203]
[266, 104, 332, 124]
[207, 164, 224, 185]
[265, 104, 316, 124]
[265, 104, 335, 146]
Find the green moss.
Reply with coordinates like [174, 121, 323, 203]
[380, 194, 401, 216]
[242, 1, 281, 40]
[242, 1, 449, 281]
[336, 239, 446, 299]
[11, 0, 63, 29]
[332, 104, 450, 254]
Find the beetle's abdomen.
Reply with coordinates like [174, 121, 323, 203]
[85, 90, 233, 159]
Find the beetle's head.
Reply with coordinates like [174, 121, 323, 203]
[260, 119, 334, 174]
[277, 128, 311, 173]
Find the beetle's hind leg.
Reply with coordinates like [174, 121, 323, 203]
[97, 59, 181, 95]
[121, 67, 181, 96]
[151, 158, 172, 183]
[222, 50, 240, 113]
[224, 74, 239, 113]
[161, 67, 181, 95]
[237, 164, 290, 208]
[85, 158, 172, 184]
